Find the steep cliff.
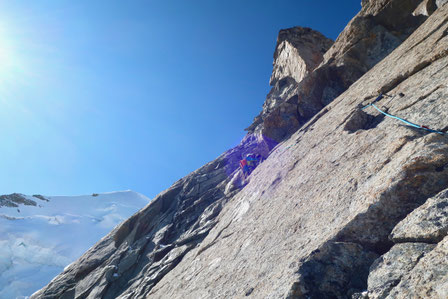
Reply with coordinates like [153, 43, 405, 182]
[246, 27, 333, 142]
[248, 0, 433, 143]
[33, 1, 448, 298]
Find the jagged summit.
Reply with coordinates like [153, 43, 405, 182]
[33, 1, 448, 298]
[270, 27, 333, 86]
[248, 0, 433, 143]
[245, 26, 333, 142]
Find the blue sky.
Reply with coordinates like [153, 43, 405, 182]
[0, 0, 361, 198]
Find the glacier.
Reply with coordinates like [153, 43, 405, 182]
[0, 191, 149, 299]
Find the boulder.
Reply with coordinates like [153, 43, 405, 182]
[289, 242, 379, 298]
[367, 243, 435, 298]
[390, 188, 448, 243]
[386, 236, 448, 298]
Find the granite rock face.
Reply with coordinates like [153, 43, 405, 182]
[246, 27, 333, 142]
[385, 236, 448, 298]
[437, 0, 448, 8]
[149, 4, 448, 298]
[370, 235, 448, 298]
[249, 0, 435, 144]
[34, 1, 448, 299]
[293, 0, 430, 121]
[366, 188, 448, 298]
[269, 27, 333, 87]
[390, 189, 448, 243]
[367, 243, 435, 298]
[289, 242, 379, 298]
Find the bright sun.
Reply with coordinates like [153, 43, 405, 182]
[0, 23, 25, 101]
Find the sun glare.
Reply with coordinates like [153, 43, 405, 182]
[0, 22, 27, 103]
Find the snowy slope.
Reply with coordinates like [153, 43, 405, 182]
[0, 191, 150, 299]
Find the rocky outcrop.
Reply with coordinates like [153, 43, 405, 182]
[0, 193, 38, 208]
[248, 0, 440, 144]
[270, 27, 333, 86]
[366, 188, 448, 298]
[246, 27, 333, 142]
[289, 242, 379, 298]
[390, 189, 448, 243]
[367, 243, 436, 298]
[385, 236, 448, 298]
[292, 0, 431, 120]
[34, 1, 448, 298]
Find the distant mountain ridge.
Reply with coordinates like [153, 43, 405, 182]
[0, 191, 149, 299]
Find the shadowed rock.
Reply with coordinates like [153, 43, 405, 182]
[287, 242, 379, 298]
[367, 243, 435, 298]
[391, 188, 448, 243]
[386, 236, 448, 298]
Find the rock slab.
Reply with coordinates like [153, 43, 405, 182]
[33, 1, 448, 298]
[391, 189, 448, 243]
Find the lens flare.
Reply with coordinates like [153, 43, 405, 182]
[0, 22, 26, 102]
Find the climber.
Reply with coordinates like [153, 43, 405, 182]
[240, 158, 250, 178]
[246, 153, 259, 169]
[250, 154, 262, 174]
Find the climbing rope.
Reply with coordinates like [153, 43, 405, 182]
[362, 94, 447, 135]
